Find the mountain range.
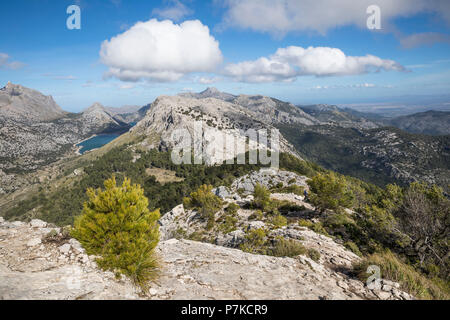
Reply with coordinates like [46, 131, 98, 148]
[0, 83, 448, 301]
[0, 84, 449, 195]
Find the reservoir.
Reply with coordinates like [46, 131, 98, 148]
[76, 133, 120, 154]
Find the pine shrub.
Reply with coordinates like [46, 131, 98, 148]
[183, 184, 223, 229]
[71, 176, 160, 291]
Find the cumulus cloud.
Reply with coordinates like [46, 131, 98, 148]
[220, 0, 450, 36]
[223, 46, 406, 83]
[100, 19, 223, 82]
[152, 0, 193, 21]
[0, 53, 25, 70]
[400, 32, 450, 48]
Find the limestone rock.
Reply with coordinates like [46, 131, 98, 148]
[231, 168, 309, 195]
[58, 243, 71, 255]
[213, 186, 231, 199]
[26, 238, 42, 247]
[30, 219, 47, 228]
[0, 220, 413, 300]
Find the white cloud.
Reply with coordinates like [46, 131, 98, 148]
[42, 73, 77, 80]
[400, 32, 450, 48]
[0, 53, 25, 70]
[152, 0, 193, 22]
[197, 76, 221, 84]
[220, 0, 450, 36]
[312, 83, 381, 90]
[100, 19, 223, 82]
[223, 46, 406, 83]
[118, 83, 135, 90]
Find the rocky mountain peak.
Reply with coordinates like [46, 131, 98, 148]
[0, 82, 65, 122]
[201, 87, 220, 94]
[131, 94, 299, 164]
[84, 102, 107, 113]
[178, 87, 236, 102]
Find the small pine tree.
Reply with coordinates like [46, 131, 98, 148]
[253, 183, 272, 212]
[307, 172, 354, 212]
[183, 184, 223, 229]
[72, 176, 160, 291]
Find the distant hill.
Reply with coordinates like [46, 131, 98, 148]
[298, 104, 380, 129]
[387, 110, 450, 136]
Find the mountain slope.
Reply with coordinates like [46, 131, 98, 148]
[0, 82, 66, 122]
[277, 124, 450, 191]
[130, 95, 300, 164]
[299, 104, 380, 129]
[0, 83, 132, 193]
[387, 110, 450, 136]
[81, 102, 131, 133]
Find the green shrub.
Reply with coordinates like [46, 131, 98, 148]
[248, 209, 264, 221]
[277, 202, 305, 214]
[240, 228, 268, 255]
[323, 213, 361, 240]
[307, 248, 321, 262]
[187, 231, 206, 241]
[298, 219, 328, 235]
[354, 251, 449, 300]
[225, 202, 240, 215]
[271, 184, 304, 196]
[217, 205, 239, 234]
[253, 183, 272, 212]
[269, 214, 288, 228]
[270, 238, 306, 257]
[71, 177, 160, 291]
[307, 172, 354, 212]
[344, 241, 362, 257]
[183, 184, 223, 229]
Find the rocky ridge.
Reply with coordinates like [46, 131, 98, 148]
[131, 95, 300, 165]
[0, 216, 411, 300]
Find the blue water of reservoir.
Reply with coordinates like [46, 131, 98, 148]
[76, 134, 120, 154]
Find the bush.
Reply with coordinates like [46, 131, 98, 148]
[354, 251, 449, 300]
[253, 183, 272, 212]
[298, 219, 328, 235]
[183, 184, 223, 229]
[248, 210, 264, 221]
[269, 214, 288, 228]
[344, 241, 362, 257]
[270, 238, 306, 257]
[240, 228, 268, 255]
[323, 213, 361, 240]
[71, 177, 160, 291]
[307, 172, 354, 213]
[225, 202, 240, 215]
[395, 182, 450, 278]
[307, 248, 321, 262]
[271, 184, 304, 196]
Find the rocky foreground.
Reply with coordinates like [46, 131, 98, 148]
[0, 216, 412, 300]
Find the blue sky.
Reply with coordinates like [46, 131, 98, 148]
[0, 0, 450, 112]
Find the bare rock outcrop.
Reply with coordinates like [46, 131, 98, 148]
[0, 218, 412, 300]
